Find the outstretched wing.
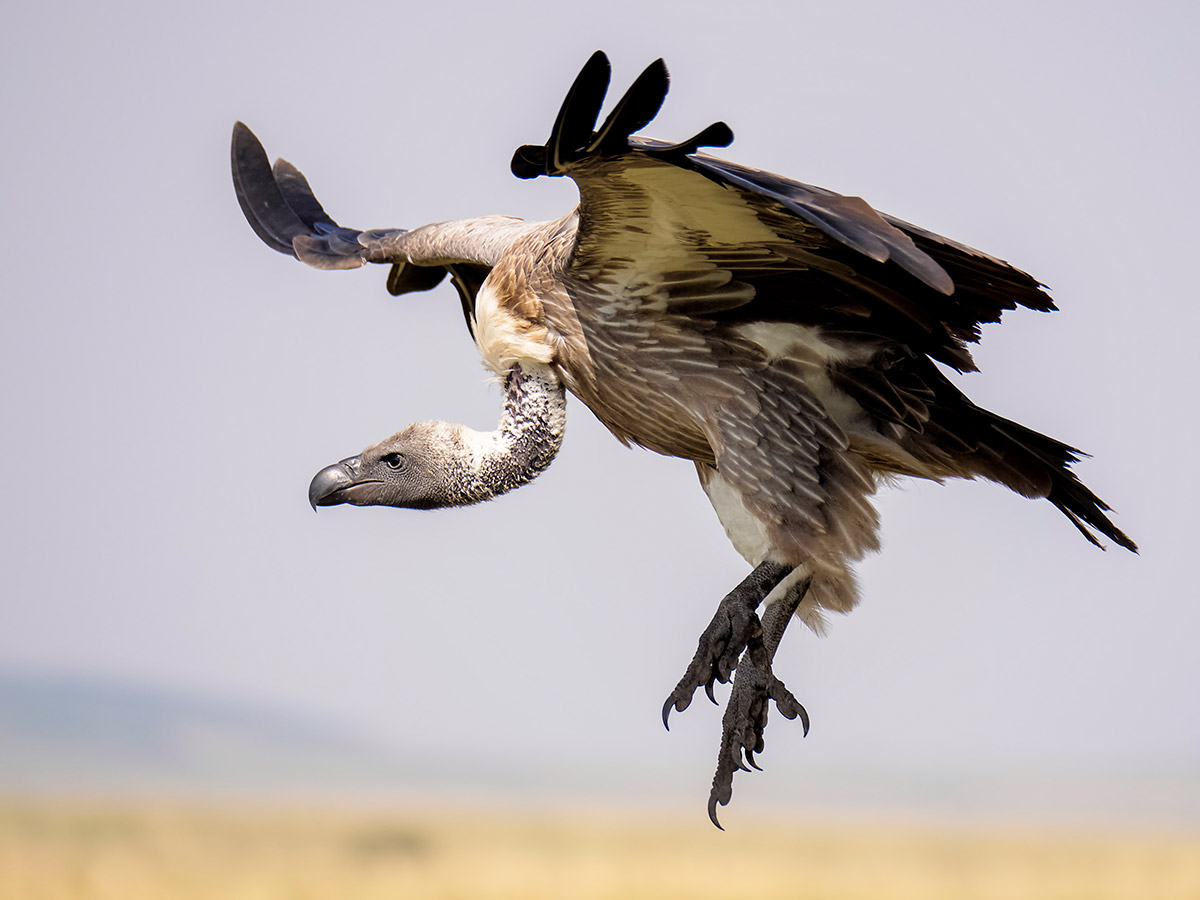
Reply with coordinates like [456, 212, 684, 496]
[231, 122, 490, 336]
[511, 54, 1134, 553]
[512, 52, 1055, 373]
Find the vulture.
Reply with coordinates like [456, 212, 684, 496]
[232, 51, 1136, 826]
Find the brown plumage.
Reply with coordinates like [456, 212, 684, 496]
[232, 51, 1135, 825]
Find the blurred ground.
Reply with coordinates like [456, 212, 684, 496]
[3, 798, 1198, 900]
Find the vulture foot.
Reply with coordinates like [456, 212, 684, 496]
[662, 567, 812, 828]
[661, 561, 791, 726]
[707, 595, 809, 828]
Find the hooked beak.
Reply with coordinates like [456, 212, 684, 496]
[308, 457, 359, 510]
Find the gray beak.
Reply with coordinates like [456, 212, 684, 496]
[308, 457, 359, 509]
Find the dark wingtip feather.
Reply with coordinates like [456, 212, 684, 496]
[669, 121, 735, 155]
[232, 122, 369, 269]
[548, 50, 612, 172]
[231, 122, 303, 255]
[513, 53, 723, 179]
[510, 144, 547, 179]
[589, 57, 669, 155]
[271, 158, 336, 229]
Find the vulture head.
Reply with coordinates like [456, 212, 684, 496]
[308, 421, 473, 511]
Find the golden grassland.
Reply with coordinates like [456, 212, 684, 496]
[2, 798, 1198, 900]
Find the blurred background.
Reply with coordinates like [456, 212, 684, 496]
[2, 0, 1197, 896]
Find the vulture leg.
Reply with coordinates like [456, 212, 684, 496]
[661, 561, 791, 725]
[707, 573, 811, 828]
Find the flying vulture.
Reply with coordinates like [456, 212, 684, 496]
[231, 51, 1136, 826]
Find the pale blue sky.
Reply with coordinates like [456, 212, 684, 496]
[2, 0, 1196, 816]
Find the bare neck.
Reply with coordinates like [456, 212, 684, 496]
[448, 362, 566, 505]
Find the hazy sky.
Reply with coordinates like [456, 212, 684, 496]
[2, 0, 1197, 811]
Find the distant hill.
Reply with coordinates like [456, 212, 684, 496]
[2, 667, 1197, 825]
[0, 668, 409, 795]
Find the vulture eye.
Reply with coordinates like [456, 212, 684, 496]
[382, 453, 407, 471]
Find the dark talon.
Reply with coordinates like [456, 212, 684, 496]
[690, 572, 813, 827]
[769, 679, 810, 733]
[707, 793, 726, 830]
[663, 562, 790, 730]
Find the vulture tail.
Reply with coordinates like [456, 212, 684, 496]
[977, 410, 1138, 552]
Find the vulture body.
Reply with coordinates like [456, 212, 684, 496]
[232, 52, 1135, 825]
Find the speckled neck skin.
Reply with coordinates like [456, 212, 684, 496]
[449, 362, 566, 505]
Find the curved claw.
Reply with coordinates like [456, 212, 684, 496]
[661, 697, 676, 730]
[766, 676, 810, 736]
[707, 791, 727, 831]
[774, 695, 810, 735]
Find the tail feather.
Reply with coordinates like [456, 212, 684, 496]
[985, 415, 1138, 553]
